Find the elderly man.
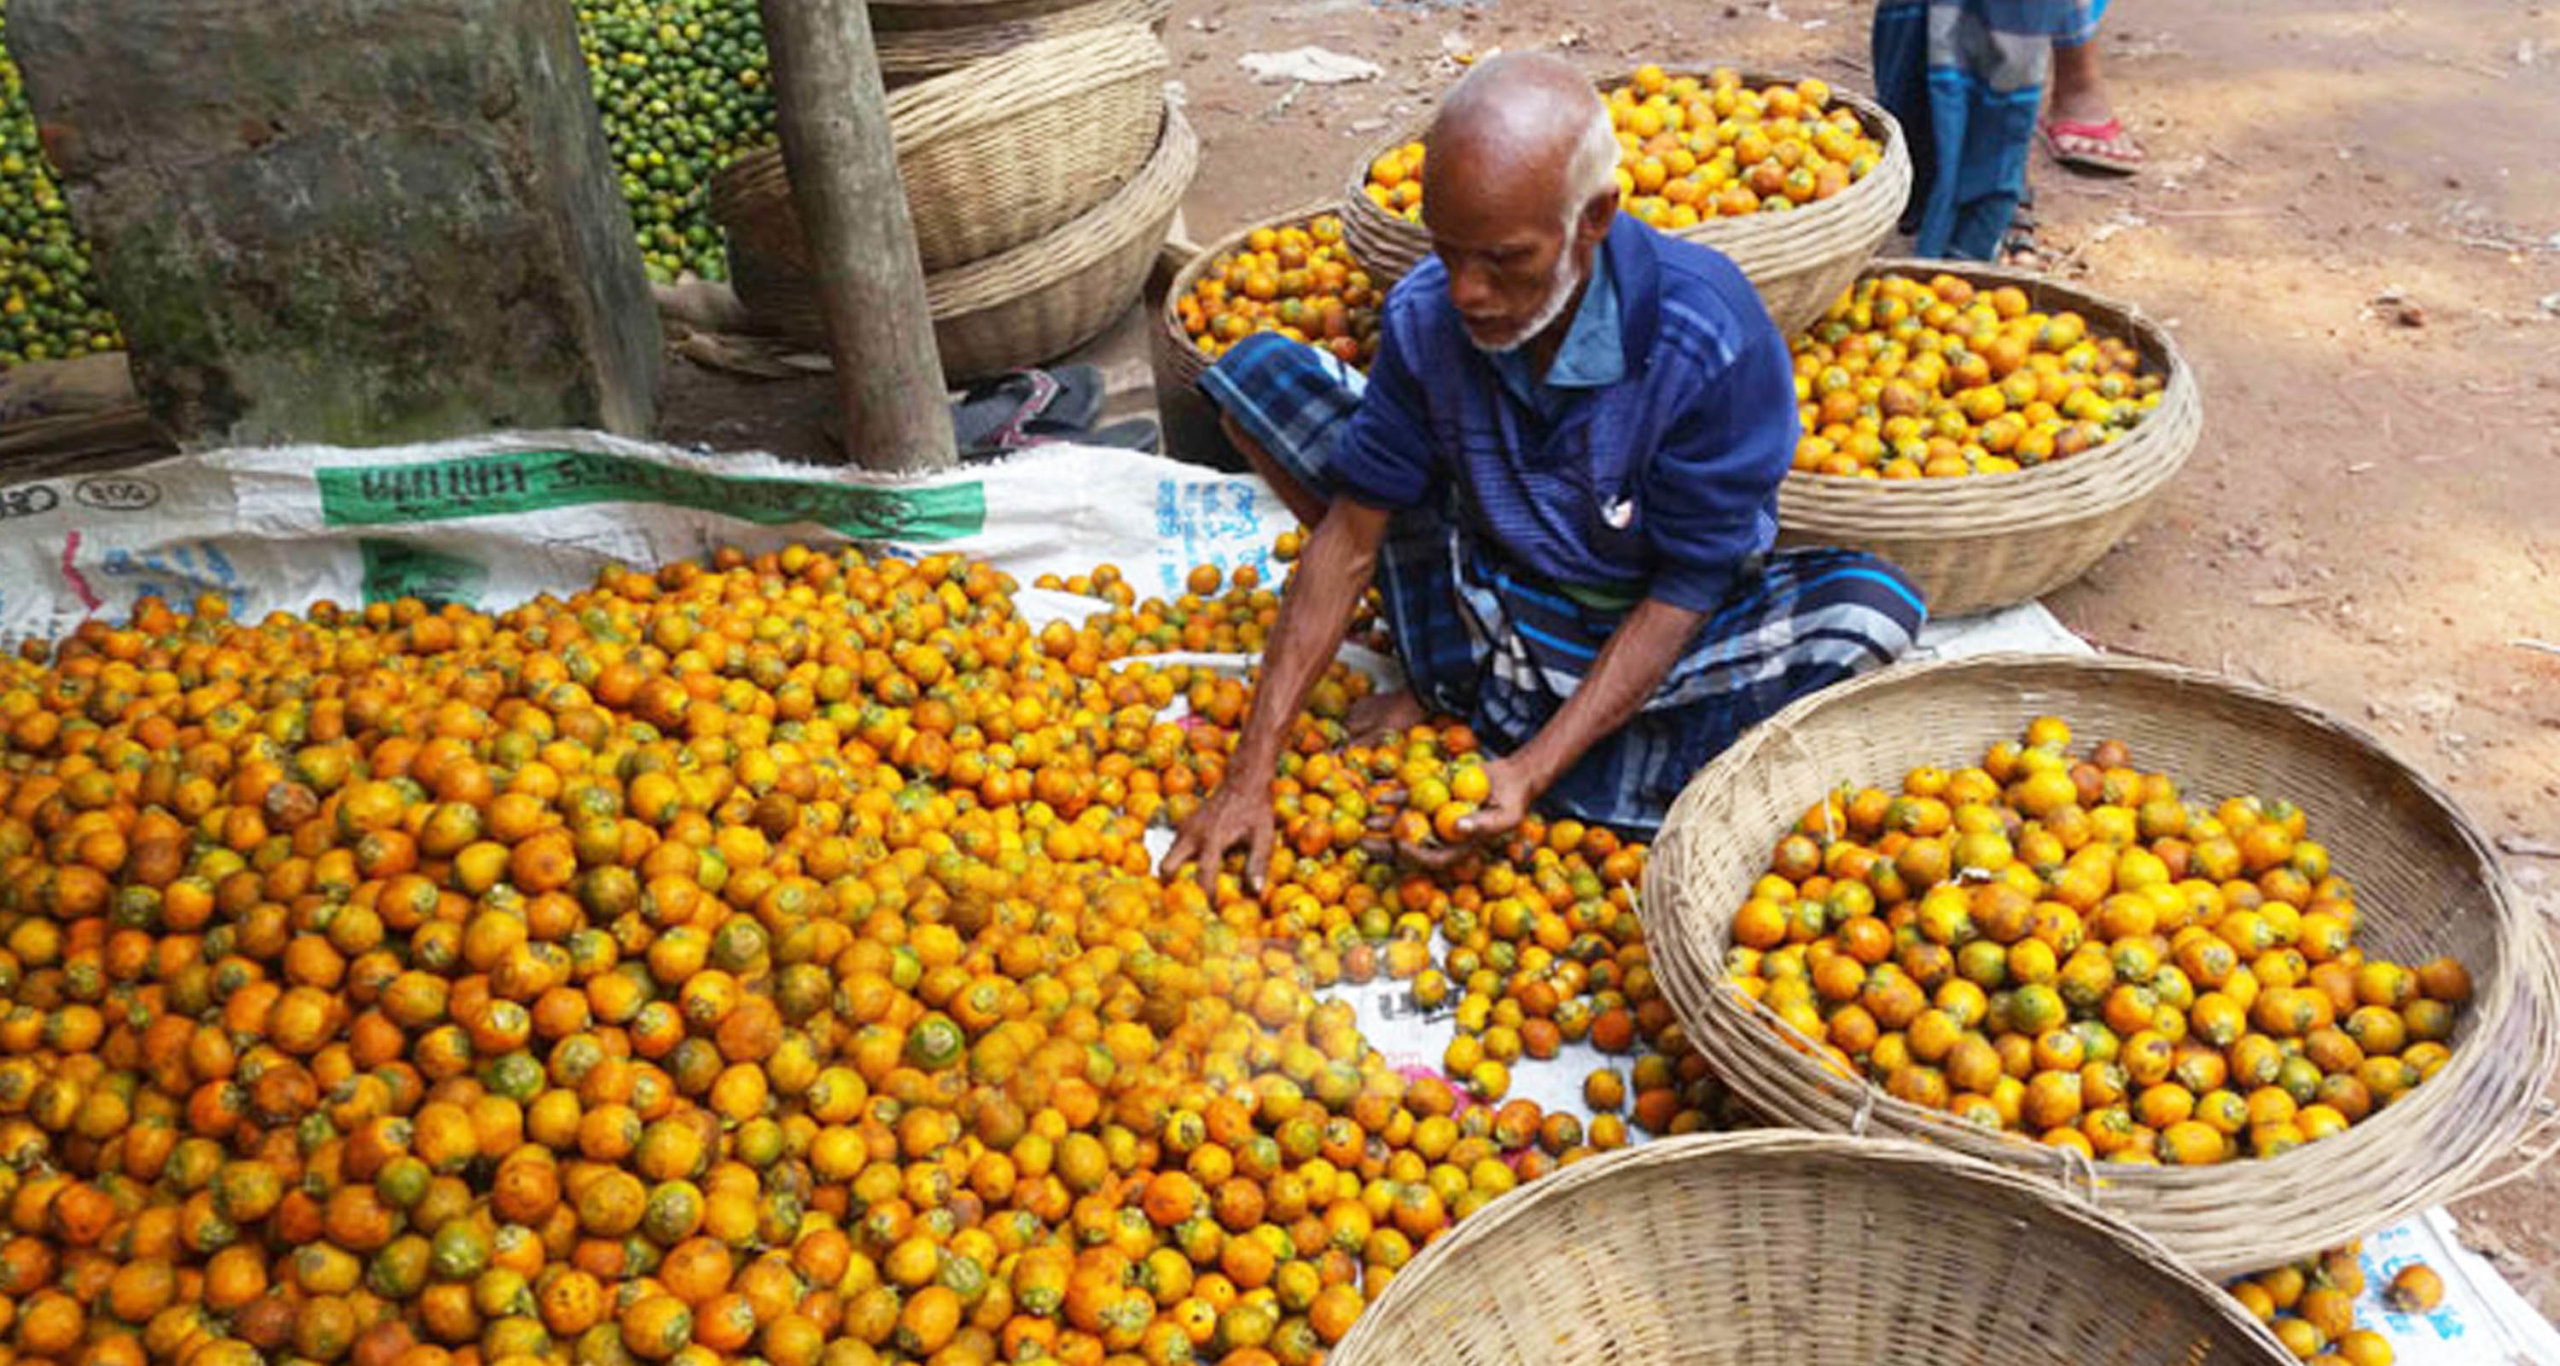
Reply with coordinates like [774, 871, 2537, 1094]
[1164, 53, 1924, 889]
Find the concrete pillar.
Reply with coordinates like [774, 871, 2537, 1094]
[11, 0, 661, 447]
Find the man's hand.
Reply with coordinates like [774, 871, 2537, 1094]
[1159, 781, 1277, 899]
[1369, 753, 1549, 872]
[1454, 753, 1543, 846]
[1158, 500, 1392, 899]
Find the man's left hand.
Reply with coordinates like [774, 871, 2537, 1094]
[1369, 753, 1549, 872]
[1453, 753, 1543, 846]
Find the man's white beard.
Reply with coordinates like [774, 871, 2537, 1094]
[1465, 257, 1586, 356]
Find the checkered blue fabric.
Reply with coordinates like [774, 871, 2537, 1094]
[1204, 333, 1929, 836]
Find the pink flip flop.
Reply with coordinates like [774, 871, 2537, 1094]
[2043, 116, 2145, 175]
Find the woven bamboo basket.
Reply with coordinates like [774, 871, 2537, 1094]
[874, 0, 1171, 84]
[1329, 1131, 2291, 1366]
[1338, 67, 1910, 336]
[1153, 201, 1369, 391]
[710, 25, 1167, 276]
[1776, 259, 2203, 616]
[726, 106, 1195, 381]
[1641, 653, 2560, 1280]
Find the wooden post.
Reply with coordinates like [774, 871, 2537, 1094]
[756, 0, 956, 471]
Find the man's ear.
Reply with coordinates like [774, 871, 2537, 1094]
[1577, 189, 1618, 249]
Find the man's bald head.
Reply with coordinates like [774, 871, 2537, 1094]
[1419, 52, 1621, 354]
[1425, 53, 1619, 236]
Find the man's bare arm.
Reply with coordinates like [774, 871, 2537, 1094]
[1159, 500, 1394, 893]
[1441, 596, 1703, 851]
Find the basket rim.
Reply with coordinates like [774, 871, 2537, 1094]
[875, 0, 1171, 73]
[927, 102, 1196, 316]
[887, 22, 1166, 148]
[1338, 64, 1908, 267]
[709, 22, 1167, 211]
[1330, 1130, 2295, 1366]
[1155, 199, 1356, 380]
[869, 0, 1088, 14]
[1640, 650, 2558, 1277]
[1776, 256, 2203, 512]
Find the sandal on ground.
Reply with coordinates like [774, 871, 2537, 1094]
[822, 364, 1105, 455]
[961, 415, 1160, 466]
[949, 365, 1104, 458]
[2042, 116, 2145, 175]
[1999, 227, 2049, 271]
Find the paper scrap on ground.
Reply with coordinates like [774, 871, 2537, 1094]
[1237, 47, 1383, 84]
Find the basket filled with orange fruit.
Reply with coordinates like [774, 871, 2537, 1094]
[1157, 206, 1387, 389]
[1328, 1131, 2292, 1366]
[1641, 653, 2559, 1279]
[1341, 64, 1911, 335]
[1774, 259, 2204, 616]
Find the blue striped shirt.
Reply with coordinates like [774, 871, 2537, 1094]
[1326, 215, 1800, 613]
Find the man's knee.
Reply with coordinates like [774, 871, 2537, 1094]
[1801, 550, 1928, 648]
[1220, 413, 1332, 530]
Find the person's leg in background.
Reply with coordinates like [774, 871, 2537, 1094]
[2046, 0, 2146, 174]
[1870, 0, 1937, 239]
[1873, 0, 2061, 261]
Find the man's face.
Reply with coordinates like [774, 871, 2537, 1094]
[1423, 151, 1598, 354]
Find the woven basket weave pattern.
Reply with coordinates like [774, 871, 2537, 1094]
[728, 105, 1195, 381]
[1776, 258, 2206, 616]
[1640, 654, 2559, 1279]
[1327, 1131, 2294, 1366]
[710, 24, 1168, 275]
[925, 105, 1196, 378]
[869, 0, 1104, 31]
[1338, 68, 1911, 338]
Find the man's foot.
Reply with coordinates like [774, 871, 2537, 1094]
[1346, 689, 1427, 743]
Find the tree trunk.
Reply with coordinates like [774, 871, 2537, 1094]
[11, 0, 662, 447]
[756, 0, 955, 472]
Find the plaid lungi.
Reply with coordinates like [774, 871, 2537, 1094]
[1203, 334, 1928, 837]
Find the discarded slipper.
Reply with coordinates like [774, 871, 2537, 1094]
[2042, 116, 2144, 175]
[949, 365, 1104, 457]
[963, 414, 1159, 465]
[1083, 417, 1160, 454]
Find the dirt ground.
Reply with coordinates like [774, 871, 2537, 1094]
[1152, 0, 2560, 1312]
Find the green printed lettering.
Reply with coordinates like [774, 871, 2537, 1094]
[317, 449, 986, 543]
[359, 540, 490, 609]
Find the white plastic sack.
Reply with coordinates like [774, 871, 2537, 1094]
[0, 433, 1293, 646]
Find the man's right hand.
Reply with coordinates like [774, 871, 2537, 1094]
[1159, 781, 1276, 900]
[1155, 498, 1391, 902]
